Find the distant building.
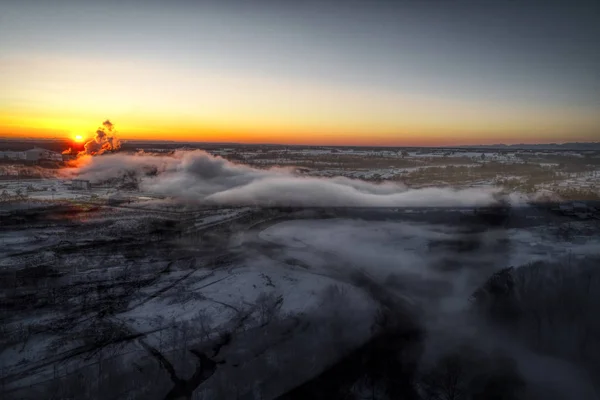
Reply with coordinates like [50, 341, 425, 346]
[0, 147, 61, 163]
[25, 147, 63, 162]
[72, 179, 91, 190]
[25, 148, 45, 162]
[0, 150, 26, 160]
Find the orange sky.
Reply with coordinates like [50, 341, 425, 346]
[1, 1, 599, 146]
[1, 56, 598, 146]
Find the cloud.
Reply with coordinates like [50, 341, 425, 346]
[71, 150, 508, 208]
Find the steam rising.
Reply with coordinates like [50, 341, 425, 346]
[72, 150, 516, 208]
[81, 119, 121, 156]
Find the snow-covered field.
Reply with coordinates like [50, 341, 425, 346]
[225, 147, 600, 198]
[1, 145, 600, 399]
[0, 205, 380, 398]
[2, 200, 600, 399]
[256, 217, 600, 309]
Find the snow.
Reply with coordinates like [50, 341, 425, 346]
[2, 147, 600, 397]
[256, 217, 600, 305]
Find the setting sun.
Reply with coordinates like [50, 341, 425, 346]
[74, 135, 83, 143]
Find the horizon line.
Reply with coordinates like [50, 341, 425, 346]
[1, 136, 599, 149]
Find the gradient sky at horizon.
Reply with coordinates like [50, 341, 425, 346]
[1, 0, 599, 145]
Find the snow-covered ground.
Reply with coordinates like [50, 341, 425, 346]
[1, 145, 600, 398]
[1, 206, 383, 398]
[219, 148, 600, 199]
[255, 217, 600, 308]
[4, 202, 599, 398]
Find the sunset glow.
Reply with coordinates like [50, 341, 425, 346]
[1, 1, 598, 145]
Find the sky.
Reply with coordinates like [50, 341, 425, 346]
[1, 0, 599, 146]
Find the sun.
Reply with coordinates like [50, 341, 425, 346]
[74, 135, 84, 143]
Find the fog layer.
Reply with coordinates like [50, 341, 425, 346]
[72, 151, 509, 207]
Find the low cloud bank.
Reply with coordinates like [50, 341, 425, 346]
[71, 150, 512, 208]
